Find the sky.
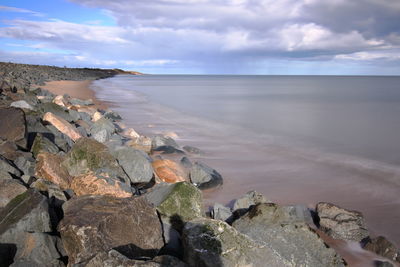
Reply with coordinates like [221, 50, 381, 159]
[0, 0, 400, 74]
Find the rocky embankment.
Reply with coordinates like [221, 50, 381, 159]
[0, 62, 399, 267]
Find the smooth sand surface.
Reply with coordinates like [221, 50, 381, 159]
[41, 80, 111, 110]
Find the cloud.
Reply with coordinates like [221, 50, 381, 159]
[0, 5, 44, 17]
[0, 0, 399, 73]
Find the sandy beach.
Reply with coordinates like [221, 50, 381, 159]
[41, 80, 112, 110]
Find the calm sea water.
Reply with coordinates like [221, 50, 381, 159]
[92, 75, 400, 244]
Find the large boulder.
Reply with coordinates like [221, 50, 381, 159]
[43, 112, 82, 142]
[232, 190, 270, 211]
[146, 182, 203, 222]
[35, 152, 72, 190]
[152, 159, 187, 183]
[0, 179, 27, 209]
[0, 232, 63, 267]
[190, 162, 223, 189]
[113, 147, 153, 184]
[183, 217, 293, 267]
[363, 236, 400, 263]
[211, 203, 232, 222]
[0, 107, 27, 148]
[316, 202, 369, 242]
[79, 250, 187, 267]
[0, 190, 52, 236]
[151, 135, 179, 150]
[89, 117, 116, 143]
[63, 138, 129, 184]
[58, 195, 164, 264]
[14, 155, 36, 177]
[232, 203, 345, 267]
[10, 100, 35, 111]
[31, 133, 60, 158]
[39, 102, 73, 122]
[70, 171, 133, 198]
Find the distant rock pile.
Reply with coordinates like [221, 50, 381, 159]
[0, 62, 398, 266]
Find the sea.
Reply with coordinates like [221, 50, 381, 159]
[91, 75, 400, 245]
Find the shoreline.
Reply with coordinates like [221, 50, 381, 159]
[0, 61, 399, 266]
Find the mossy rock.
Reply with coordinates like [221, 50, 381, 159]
[31, 133, 59, 158]
[63, 137, 129, 183]
[146, 182, 203, 222]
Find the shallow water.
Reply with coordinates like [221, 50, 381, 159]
[92, 74, 400, 246]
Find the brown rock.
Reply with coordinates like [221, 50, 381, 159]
[152, 159, 187, 183]
[70, 105, 97, 116]
[127, 136, 152, 153]
[364, 236, 400, 263]
[43, 112, 82, 142]
[53, 95, 69, 108]
[70, 172, 132, 198]
[35, 152, 72, 190]
[0, 179, 27, 209]
[0, 107, 27, 148]
[0, 140, 24, 161]
[92, 111, 103, 122]
[58, 195, 164, 264]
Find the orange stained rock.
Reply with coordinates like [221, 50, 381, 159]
[35, 152, 72, 190]
[152, 159, 187, 183]
[43, 112, 82, 142]
[70, 172, 132, 198]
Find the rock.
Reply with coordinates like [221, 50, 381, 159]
[0, 170, 14, 180]
[40, 102, 73, 122]
[35, 152, 72, 190]
[182, 145, 202, 154]
[69, 98, 93, 106]
[282, 204, 315, 226]
[127, 136, 152, 154]
[89, 117, 116, 143]
[211, 203, 232, 222]
[152, 159, 187, 183]
[159, 217, 184, 258]
[31, 133, 60, 158]
[232, 203, 344, 266]
[373, 260, 395, 267]
[151, 135, 179, 150]
[0, 155, 22, 178]
[62, 137, 129, 183]
[189, 162, 223, 189]
[0, 140, 23, 161]
[68, 109, 81, 122]
[14, 155, 35, 176]
[363, 236, 400, 263]
[43, 112, 82, 142]
[58, 195, 164, 264]
[31, 179, 67, 202]
[80, 250, 187, 267]
[0, 190, 52, 234]
[152, 146, 185, 154]
[146, 182, 203, 222]
[232, 190, 270, 211]
[0, 107, 27, 148]
[0, 179, 27, 209]
[70, 171, 133, 198]
[0, 232, 63, 267]
[10, 100, 35, 110]
[53, 95, 69, 108]
[79, 111, 92, 123]
[104, 110, 122, 121]
[316, 202, 369, 242]
[104, 134, 123, 151]
[21, 174, 33, 184]
[183, 217, 293, 267]
[180, 156, 192, 168]
[113, 146, 153, 184]
[122, 128, 140, 138]
[92, 111, 102, 122]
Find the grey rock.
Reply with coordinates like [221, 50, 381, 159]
[46, 125, 73, 150]
[211, 203, 232, 222]
[363, 236, 400, 263]
[182, 145, 202, 154]
[146, 182, 203, 222]
[373, 260, 394, 267]
[159, 216, 184, 258]
[282, 204, 315, 226]
[40, 102, 73, 122]
[14, 155, 35, 176]
[10, 100, 35, 110]
[190, 161, 223, 189]
[76, 126, 88, 138]
[183, 217, 293, 267]
[31, 179, 67, 202]
[0, 179, 27, 208]
[0, 189, 52, 234]
[68, 109, 81, 122]
[232, 190, 270, 211]
[80, 250, 187, 267]
[89, 117, 116, 143]
[58, 195, 164, 264]
[0, 155, 21, 177]
[152, 145, 185, 154]
[31, 133, 60, 158]
[0, 107, 27, 148]
[104, 110, 122, 121]
[78, 111, 92, 123]
[113, 146, 153, 183]
[232, 203, 345, 267]
[0, 169, 14, 180]
[316, 202, 369, 242]
[2, 232, 63, 267]
[21, 174, 33, 184]
[69, 98, 93, 106]
[180, 156, 192, 168]
[151, 135, 179, 150]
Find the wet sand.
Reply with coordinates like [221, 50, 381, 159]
[41, 80, 112, 110]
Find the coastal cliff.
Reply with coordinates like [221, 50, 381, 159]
[0, 62, 398, 266]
